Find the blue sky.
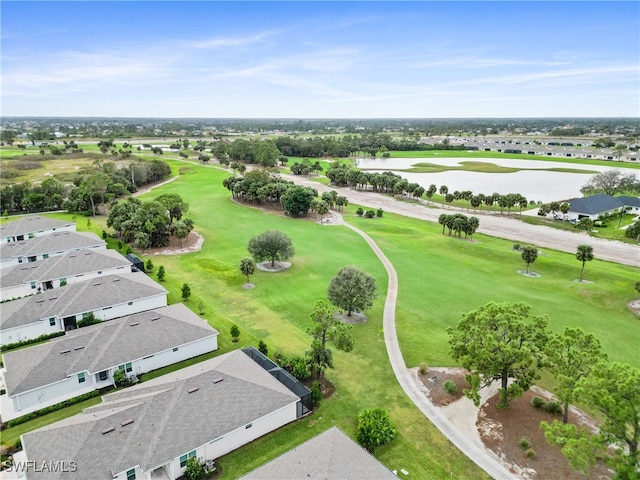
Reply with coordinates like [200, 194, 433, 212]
[1, 1, 638, 118]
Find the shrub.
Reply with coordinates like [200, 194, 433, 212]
[418, 363, 428, 375]
[531, 396, 546, 409]
[376, 208, 383, 217]
[443, 380, 458, 395]
[356, 407, 396, 453]
[230, 324, 240, 342]
[525, 448, 536, 459]
[157, 265, 165, 282]
[6, 390, 100, 428]
[544, 401, 563, 416]
[519, 438, 531, 450]
[145, 259, 154, 272]
[310, 380, 323, 408]
[258, 340, 268, 356]
[0, 332, 65, 353]
[185, 456, 204, 480]
[365, 210, 375, 218]
[513, 243, 521, 251]
[77, 313, 101, 328]
[356, 207, 364, 216]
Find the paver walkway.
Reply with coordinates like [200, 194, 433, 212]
[332, 212, 518, 480]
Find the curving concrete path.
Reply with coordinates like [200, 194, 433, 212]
[332, 212, 518, 480]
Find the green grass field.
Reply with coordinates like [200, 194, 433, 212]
[394, 160, 599, 175]
[1, 154, 638, 477]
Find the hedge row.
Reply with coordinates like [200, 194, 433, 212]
[0, 332, 65, 353]
[5, 390, 101, 428]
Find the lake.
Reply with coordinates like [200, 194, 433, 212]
[355, 157, 617, 203]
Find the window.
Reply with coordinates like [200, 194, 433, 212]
[128, 301, 133, 306]
[28, 233, 35, 239]
[43, 253, 49, 259]
[173, 347, 179, 352]
[119, 365, 125, 372]
[179, 451, 196, 468]
[126, 469, 136, 480]
[49, 318, 56, 326]
[245, 423, 253, 429]
[18, 257, 23, 264]
[31, 282, 37, 290]
[78, 372, 86, 383]
[98, 371, 108, 381]
[97, 270, 102, 274]
[125, 362, 132, 373]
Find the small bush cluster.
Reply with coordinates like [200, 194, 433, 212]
[544, 401, 563, 416]
[519, 438, 530, 450]
[274, 351, 311, 381]
[418, 363, 428, 375]
[531, 396, 546, 409]
[443, 380, 458, 395]
[5, 390, 100, 428]
[310, 380, 323, 408]
[77, 313, 101, 328]
[525, 448, 536, 459]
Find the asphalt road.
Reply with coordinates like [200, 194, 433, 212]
[283, 174, 640, 268]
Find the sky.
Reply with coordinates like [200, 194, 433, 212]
[1, 1, 638, 118]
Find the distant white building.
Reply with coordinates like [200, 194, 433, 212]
[0, 249, 132, 301]
[566, 194, 640, 221]
[0, 216, 75, 243]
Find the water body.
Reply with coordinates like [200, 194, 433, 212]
[356, 157, 617, 204]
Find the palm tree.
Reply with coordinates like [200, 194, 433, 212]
[521, 245, 538, 274]
[239, 257, 256, 285]
[576, 244, 594, 282]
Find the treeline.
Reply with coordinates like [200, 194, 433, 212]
[107, 193, 192, 248]
[438, 213, 480, 239]
[0, 159, 171, 216]
[222, 170, 320, 217]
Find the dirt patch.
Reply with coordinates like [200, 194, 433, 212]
[418, 367, 469, 406]
[627, 299, 640, 316]
[142, 231, 204, 256]
[334, 310, 367, 324]
[517, 270, 541, 278]
[256, 261, 291, 272]
[478, 388, 613, 480]
[416, 368, 613, 479]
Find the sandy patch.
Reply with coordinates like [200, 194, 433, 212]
[256, 261, 291, 272]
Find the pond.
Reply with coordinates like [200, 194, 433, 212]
[355, 157, 617, 204]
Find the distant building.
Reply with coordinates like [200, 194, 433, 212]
[0, 216, 75, 243]
[566, 194, 640, 220]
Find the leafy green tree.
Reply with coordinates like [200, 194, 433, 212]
[356, 408, 396, 453]
[545, 327, 607, 423]
[145, 259, 154, 272]
[580, 169, 638, 196]
[311, 199, 329, 223]
[306, 300, 354, 381]
[281, 185, 315, 217]
[248, 230, 294, 267]
[544, 362, 640, 477]
[155, 193, 189, 224]
[239, 257, 256, 284]
[184, 456, 204, 480]
[230, 324, 240, 342]
[181, 283, 191, 302]
[576, 244, 594, 282]
[113, 369, 127, 388]
[626, 220, 640, 241]
[255, 140, 280, 167]
[157, 265, 165, 282]
[327, 266, 377, 317]
[520, 245, 538, 274]
[171, 220, 191, 247]
[448, 301, 548, 408]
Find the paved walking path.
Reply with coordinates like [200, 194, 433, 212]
[333, 212, 518, 480]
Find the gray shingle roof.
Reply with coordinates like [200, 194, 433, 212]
[3, 304, 218, 396]
[0, 273, 167, 331]
[618, 195, 640, 208]
[568, 193, 626, 215]
[240, 426, 397, 479]
[0, 249, 130, 289]
[22, 350, 300, 479]
[0, 217, 74, 238]
[0, 231, 105, 261]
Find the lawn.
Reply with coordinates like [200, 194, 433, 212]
[1, 158, 638, 478]
[397, 160, 598, 175]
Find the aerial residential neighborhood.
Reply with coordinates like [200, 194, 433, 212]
[1, 1, 639, 480]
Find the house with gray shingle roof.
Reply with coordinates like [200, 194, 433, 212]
[1, 304, 219, 421]
[17, 349, 308, 480]
[567, 193, 640, 220]
[0, 249, 132, 301]
[240, 426, 397, 479]
[0, 231, 106, 270]
[0, 216, 75, 243]
[0, 272, 167, 345]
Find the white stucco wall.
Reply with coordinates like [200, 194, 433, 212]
[92, 294, 168, 322]
[0, 319, 61, 345]
[3, 224, 76, 243]
[10, 376, 91, 414]
[132, 336, 218, 376]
